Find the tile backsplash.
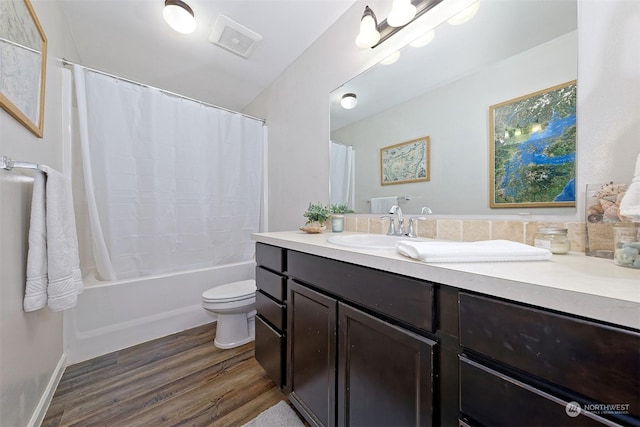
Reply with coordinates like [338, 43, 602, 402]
[343, 216, 586, 252]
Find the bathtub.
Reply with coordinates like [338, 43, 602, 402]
[63, 261, 256, 364]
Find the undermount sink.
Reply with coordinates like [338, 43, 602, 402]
[327, 233, 412, 251]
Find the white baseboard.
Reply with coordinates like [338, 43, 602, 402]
[28, 353, 67, 427]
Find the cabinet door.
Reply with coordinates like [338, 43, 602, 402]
[338, 302, 436, 427]
[288, 280, 337, 427]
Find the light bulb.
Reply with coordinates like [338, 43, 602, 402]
[163, 0, 196, 34]
[387, 0, 417, 27]
[341, 94, 357, 109]
[356, 6, 380, 48]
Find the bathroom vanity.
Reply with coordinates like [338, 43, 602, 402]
[252, 231, 640, 427]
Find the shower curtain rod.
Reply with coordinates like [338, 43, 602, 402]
[59, 58, 266, 124]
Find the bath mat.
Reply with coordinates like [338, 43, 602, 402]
[241, 400, 304, 427]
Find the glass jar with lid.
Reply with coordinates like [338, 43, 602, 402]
[534, 227, 570, 254]
[612, 223, 640, 269]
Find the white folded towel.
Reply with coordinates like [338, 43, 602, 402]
[371, 196, 398, 214]
[24, 166, 84, 312]
[620, 153, 640, 221]
[396, 239, 552, 263]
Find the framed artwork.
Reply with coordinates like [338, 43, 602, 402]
[489, 81, 576, 208]
[380, 136, 430, 186]
[0, 0, 48, 137]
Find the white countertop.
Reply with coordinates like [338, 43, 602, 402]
[253, 231, 640, 330]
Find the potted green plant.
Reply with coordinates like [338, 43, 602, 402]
[301, 202, 331, 233]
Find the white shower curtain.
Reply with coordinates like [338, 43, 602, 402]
[73, 65, 264, 280]
[329, 141, 355, 209]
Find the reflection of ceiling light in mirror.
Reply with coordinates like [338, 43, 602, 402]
[163, 0, 197, 34]
[447, 1, 480, 25]
[380, 51, 401, 65]
[409, 30, 435, 48]
[341, 93, 357, 109]
[387, 0, 417, 27]
[356, 6, 381, 48]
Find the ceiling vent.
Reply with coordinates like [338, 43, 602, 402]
[209, 15, 263, 59]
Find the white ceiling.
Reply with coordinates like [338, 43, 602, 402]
[60, 0, 356, 112]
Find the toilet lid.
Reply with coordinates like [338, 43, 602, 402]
[202, 280, 256, 302]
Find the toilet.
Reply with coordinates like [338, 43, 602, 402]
[202, 280, 257, 349]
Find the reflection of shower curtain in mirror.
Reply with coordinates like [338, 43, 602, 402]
[73, 65, 264, 280]
[329, 142, 355, 210]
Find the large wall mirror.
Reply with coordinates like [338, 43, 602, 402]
[330, 0, 577, 215]
[0, 0, 47, 138]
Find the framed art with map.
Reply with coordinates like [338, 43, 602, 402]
[489, 81, 577, 208]
[380, 136, 430, 186]
[0, 0, 48, 137]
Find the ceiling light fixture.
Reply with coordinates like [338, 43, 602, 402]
[341, 93, 358, 109]
[355, 6, 381, 49]
[163, 0, 196, 34]
[356, 0, 443, 49]
[387, 0, 417, 27]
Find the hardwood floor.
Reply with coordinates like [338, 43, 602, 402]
[43, 323, 291, 427]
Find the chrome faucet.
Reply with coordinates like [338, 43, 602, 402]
[388, 205, 404, 236]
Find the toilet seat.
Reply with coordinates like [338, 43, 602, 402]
[202, 280, 256, 303]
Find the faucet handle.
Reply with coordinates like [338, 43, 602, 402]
[380, 216, 396, 236]
[407, 217, 418, 238]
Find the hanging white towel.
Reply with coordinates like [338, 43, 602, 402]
[396, 239, 552, 263]
[620, 153, 640, 221]
[24, 172, 48, 311]
[24, 166, 84, 312]
[370, 196, 398, 214]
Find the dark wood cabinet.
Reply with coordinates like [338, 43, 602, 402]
[254, 242, 640, 427]
[338, 302, 435, 427]
[284, 251, 437, 427]
[459, 292, 640, 427]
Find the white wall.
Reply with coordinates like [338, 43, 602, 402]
[245, 0, 640, 230]
[0, 2, 79, 425]
[333, 31, 577, 215]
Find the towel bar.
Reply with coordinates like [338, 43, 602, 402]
[0, 155, 41, 171]
[367, 195, 412, 203]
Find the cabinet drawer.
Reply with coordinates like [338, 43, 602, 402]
[459, 293, 640, 418]
[255, 315, 285, 389]
[256, 290, 285, 332]
[460, 356, 612, 426]
[256, 242, 286, 273]
[288, 250, 434, 333]
[256, 266, 286, 302]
